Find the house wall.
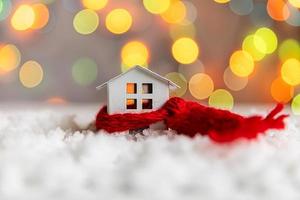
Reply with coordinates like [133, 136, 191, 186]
[107, 69, 170, 114]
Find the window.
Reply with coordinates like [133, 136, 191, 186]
[127, 99, 137, 109]
[142, 99, 153, 109]
[127, 83, 137, 94]
[142, 83, 153, 94]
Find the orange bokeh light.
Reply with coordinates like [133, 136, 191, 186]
[32, 3, 49, 30]
[267, 0, 290, 21]
[47, 97, 67, 105]
[271, 77, 294, 103]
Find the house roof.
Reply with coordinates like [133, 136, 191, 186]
[96, 65, 180, 90]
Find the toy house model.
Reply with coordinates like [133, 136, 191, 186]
[96, 65, 179, 115]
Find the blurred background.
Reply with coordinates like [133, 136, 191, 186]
[0, 0, 300, 113]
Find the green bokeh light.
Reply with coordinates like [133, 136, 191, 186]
[208, 89, 234, 110]
[72, 57, 98, 86]
[165, 72, 187, 97]
[278, 39, 300, 62]
[73, 9, 99, 35]
[41, 0, 56, 4]
[0, 1, 3, 13]
[0, 0, 12, 21]
[292, 94, 300, 115]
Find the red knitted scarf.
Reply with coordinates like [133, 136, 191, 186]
[95, 97, 288, 143]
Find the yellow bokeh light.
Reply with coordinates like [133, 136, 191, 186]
[172, 37, 199, 64]
[208, 89, 234, 110]
[242, 34, 265, 61]
[214, 0, 230, 3]
[11, 4, 35, 31]
[31, 3, 49, 30]
[19, 60, 43, 88]
[73, 9, 99, 35]
[121, 62, 148, 72]
[229, 50, 254, 77]
[161, 0, 186, 24]
[291, 94, 300, 115]
[254, 27, 278, 54]
[278, 39, 300, 62]
[121, 41, 149, 68]
[189, 73, 214, 100]
[223, 67, 248, 91]
[143, 0, 170, 14]
[81, 0, 108, 11]
[105, 9, 132, 34]
[165, 72, 187, 97]
[271, 77, 294, 103]
[289, 0, 300, 8]
[0, 44, 21, 72]
[281, 58, 300, 86]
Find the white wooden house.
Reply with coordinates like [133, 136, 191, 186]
[96, 65, 179, 115]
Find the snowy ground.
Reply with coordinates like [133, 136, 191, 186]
[0, 104, 299, 200]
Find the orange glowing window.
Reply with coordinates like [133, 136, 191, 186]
[126, 98, 137, 109]
[126, 83, 137, 94]
[142, 83, 153, 94]
[142, 99, 153, 109]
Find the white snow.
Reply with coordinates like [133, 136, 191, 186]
[0, 104, 299, 200]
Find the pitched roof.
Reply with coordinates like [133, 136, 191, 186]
[96, 65, 180, 90]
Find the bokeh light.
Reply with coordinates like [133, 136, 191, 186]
[19, 61, 43, 88]
[0, 1, 3, 12]
[121, 41, 149, 69]
[47, 97, 67, 105]
[41, 0, 56, 5]
[181, 1, 197, 25]
[267, 0, 290, 21]
[214, 0, 230, 3]
[0, 44, 21, 72]
[72, 57, 98, 86]
[291, 94, 300, 115]
[286, 4, 300, 27]
[121, 63, 148, 73]
[229, 50, 254, 77]
[208, 89, 234, 110]
[281, 58, 300, 86]
[189, 73, 214, 100]
[278, 39, 300, 62]
[81, 0, 108, 11]
[0, 0, 11, 21]
[223, 67, 248, 91]
[105, 9, 132, 34]
[143, 0, 170, 14]
[11, 4, 35, 31]
[172, 37, 199, 64]
[73, 9, 99, 35]
[288, 0, 300, 8]
[165, 72, 187, 97]
[161, 0, 186, 24]
[254, 27, 277, 54]
[270, 77, 294, 103]
[229, 0, 253, 16]
[242, 34, 265, 61]
[31, 3, 49, 30]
